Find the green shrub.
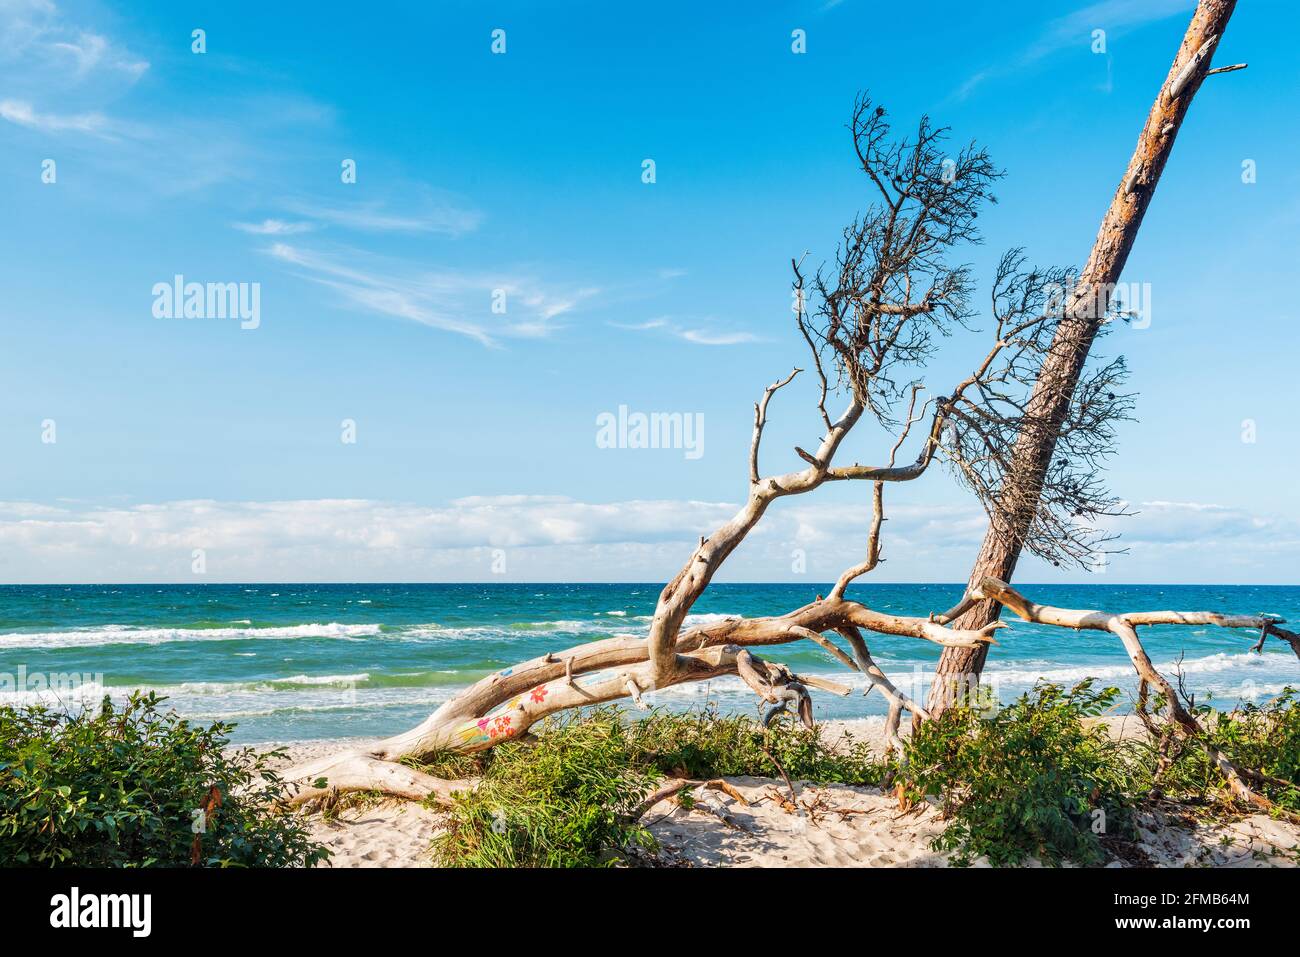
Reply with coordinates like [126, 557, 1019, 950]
[0, 692, 328, 868]
[1152, 687, 1300, 813]
[898, 681, 1135, 867]
[431, 709, 658, 867]
[624, 706, 886, 785]
[429, 705, 885, 867]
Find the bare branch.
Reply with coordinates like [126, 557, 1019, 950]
[750, 367, 802, 484]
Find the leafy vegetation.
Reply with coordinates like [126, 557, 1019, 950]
[623, 706, 886, 784]
[897, 681, 1136, 867]
[0, 693, 328, 868]
[429, 687, 1300, 868]
[1152, 687, 1300, 813]
[430, 709, 659, 868]
[6, 683, 1297, 869]
[428, 705, 885, 867]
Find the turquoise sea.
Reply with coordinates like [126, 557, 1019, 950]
[0, 583, 1296, 743]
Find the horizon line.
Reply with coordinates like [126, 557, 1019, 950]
[0, 581, 1293, 588]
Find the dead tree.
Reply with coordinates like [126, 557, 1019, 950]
[282, 87, 1294, 819]
[929, 0, 1248, 711]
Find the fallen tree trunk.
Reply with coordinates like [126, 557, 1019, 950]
[281, 581, 1294, 817]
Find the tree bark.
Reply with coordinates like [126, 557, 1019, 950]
[928, 0, 1241, 713]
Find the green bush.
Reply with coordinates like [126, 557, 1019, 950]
[898, 681, 1135, 867]
[624, 706, 886, 784]
[0, 692, 328, 868]
[1152, 687, 1300, 813]
[431, 709, 658, 867]
[429, 705, 886, 867]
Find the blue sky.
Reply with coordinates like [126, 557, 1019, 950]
[0, 0, 1297, 584]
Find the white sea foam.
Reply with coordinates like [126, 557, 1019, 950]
[0, 680, 109, 708]
[0, 622, 382, 649]
[167, 673, 372, 694]
[0, 678, 457, 718]
[682, 612, 743, 627]
[983, 650, 1292, 687]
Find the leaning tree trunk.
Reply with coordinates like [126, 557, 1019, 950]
[928, 0, 1242, 713]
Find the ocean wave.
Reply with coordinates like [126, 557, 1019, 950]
[0, 681, 109, 707]
[399, 619, 630, 642]
[682, 612, 744, 627]
[164, 684, 459, 720]
[0, 622, 382, 649]
[158, 670, 482, 695]
[169, 673, 370, 694]
[621, 612, 743, 628]
[0, 677, 460, 718]
[507, 619, 590, 632]
[983, 650, 1294, 687]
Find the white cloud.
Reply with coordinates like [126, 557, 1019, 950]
[283, 196, 482, 236]
[233, 219, 316, 236]
[49, 29, 147, 78]
[679, 328, 761, 346]
[0, 497, 736, 583]
[953, 0, 1193, 100]
[0, 1, 148, 79]
[615, 316, 760, 346]
[263, 243, 598, 345]
[0, 493, 1289, 584]
[0, 2, 148, 138]
[0, 97, 112, 136]
[1111, 500, 1282, 546]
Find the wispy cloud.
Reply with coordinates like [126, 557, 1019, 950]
[48, 29, 148, 78]
[263, 243, 598, 346]
[0, 98, 114, 136]
[233, 218, 316, 236]
[1112, 500, 1280, 545]
[0, 494, 1288, 583]
[0, 1, 148, 140]
[0, 496, 737, 582]
[282, 195, 483, 236]
[953, 0, 1193, 101]
[615, 316, 760, 346]
[0, 1, 149, 81]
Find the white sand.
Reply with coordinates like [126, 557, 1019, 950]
[256, 739, 442, 868]
[258, 718, 1300, 869]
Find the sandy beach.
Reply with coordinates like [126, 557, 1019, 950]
[260, 718, 1300, 869]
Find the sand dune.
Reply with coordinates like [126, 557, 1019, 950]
[265, 723, 1300, 869]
